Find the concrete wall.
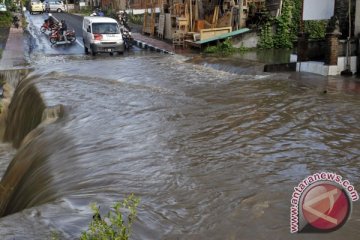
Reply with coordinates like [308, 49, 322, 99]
[294, 39, 357, 60]
[294, 56, 357, 76]
[231, 30, 258, 48]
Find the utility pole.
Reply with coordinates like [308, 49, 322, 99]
[341, 0, 353, 76]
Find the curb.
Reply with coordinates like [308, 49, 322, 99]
[0, 26, 27, 70]
[133, 39, 174, 55]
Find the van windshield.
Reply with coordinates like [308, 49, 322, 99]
[92, 23, 120, 34]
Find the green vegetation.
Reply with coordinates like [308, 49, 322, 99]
[69, 7, 93, 16]
[258, 0, 327, 49]
[304, 20, 327, 39]
[80, 194, 140, 240]
[273, 0, 293, 48]
[22, 17, 28, 29]
[258, 21, 274, 49]
[204, 38, 249, 55]
[128, 14, 143, 25]
[0, 12, 12, 27]
[104, 9, 118, 19]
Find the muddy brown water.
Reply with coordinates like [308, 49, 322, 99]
[0, 53, 359, 240]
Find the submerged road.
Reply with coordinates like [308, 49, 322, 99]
[0, 10, 359, 240]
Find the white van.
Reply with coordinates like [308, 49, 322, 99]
[45, 0, 66, 12]
[82, 17, 124, 55]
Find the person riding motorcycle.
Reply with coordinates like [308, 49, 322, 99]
[117, 10, 130, 31]
[97, 8, 104, 16]
[45, 13, 55, 28]
[12, 15, 19, 28]
[90, 8, 104, 17]
[60, 19, 68, 41]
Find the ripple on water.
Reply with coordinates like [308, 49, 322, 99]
[0, 54, 359, 240]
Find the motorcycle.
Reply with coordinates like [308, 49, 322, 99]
[118, 11, 131, 32]
[40, 19, 59, 33]
[120, 27, 133, 50]
[90, 9, 104, 17]
[49, 29, 76, 45]
[12, 16, 19, 29]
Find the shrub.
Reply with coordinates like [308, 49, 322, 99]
[204, 38, 235, 54]
[128, 14, 143, 25]
[0, 12, 12, 27]
[80, 194, 140, 240]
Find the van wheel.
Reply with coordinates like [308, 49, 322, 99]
[109, 52, 114, 56]
[57, 8, 62, 12]
[91, 47, 96, 56]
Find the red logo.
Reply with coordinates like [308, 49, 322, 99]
[301, 183, 351, 232]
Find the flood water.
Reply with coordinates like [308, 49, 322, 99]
[0, 51, 360, 240]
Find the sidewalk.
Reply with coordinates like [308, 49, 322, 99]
[0, 24, 26, 70]
[132, 32, 175, 54]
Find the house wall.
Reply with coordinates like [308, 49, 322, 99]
[102, 0, 126, 10]
[129, 0, 161, 9]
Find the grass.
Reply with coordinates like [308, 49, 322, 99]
[204, 38, 250, 55]
[128, 14, 143, 25]
[0, 12, 12, 27]
[21, 16, 28, 29]
[69, 7, 93, 16]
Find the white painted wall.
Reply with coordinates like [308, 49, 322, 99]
[296, 56, 357, 76]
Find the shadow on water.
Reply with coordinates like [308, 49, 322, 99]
[189, 49, 293, 75]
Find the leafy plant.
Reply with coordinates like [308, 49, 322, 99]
[0, 12, 13, 27]
[22, 16, 28, 30]
[69, 7, 93, 16]
[80, 194, 140, 240]
[305, 20, 327, 39]
[128, 14, 143, 25]
[104, 9, 117, 19]
[258, 21, 274, 49]
[258, 0, 327, 49]
[204, 38, 235, 54]
[273, 0, 293, 48]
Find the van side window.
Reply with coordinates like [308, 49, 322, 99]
[87, 26, 91, 33]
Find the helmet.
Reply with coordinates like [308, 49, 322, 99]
[48, 13, 52, 17]
[61, 20, 65, 24]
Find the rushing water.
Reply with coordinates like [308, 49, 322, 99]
[0, 52, 360, 240]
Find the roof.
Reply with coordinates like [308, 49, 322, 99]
[83, 16, 118, 24]
[195, 28, 251, 45]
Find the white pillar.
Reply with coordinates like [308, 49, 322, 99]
[355, 0, 360, 35]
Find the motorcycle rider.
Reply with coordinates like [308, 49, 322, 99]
[97, 8, 104, 16]
[90, 8, 104, 17]
[12, 15, 19, 28]
[118, 10, 130, 30]
[60, 19, 68, 42]
[46, 13, 55, 27]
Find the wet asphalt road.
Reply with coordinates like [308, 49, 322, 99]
[26, 11, 85, 55]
